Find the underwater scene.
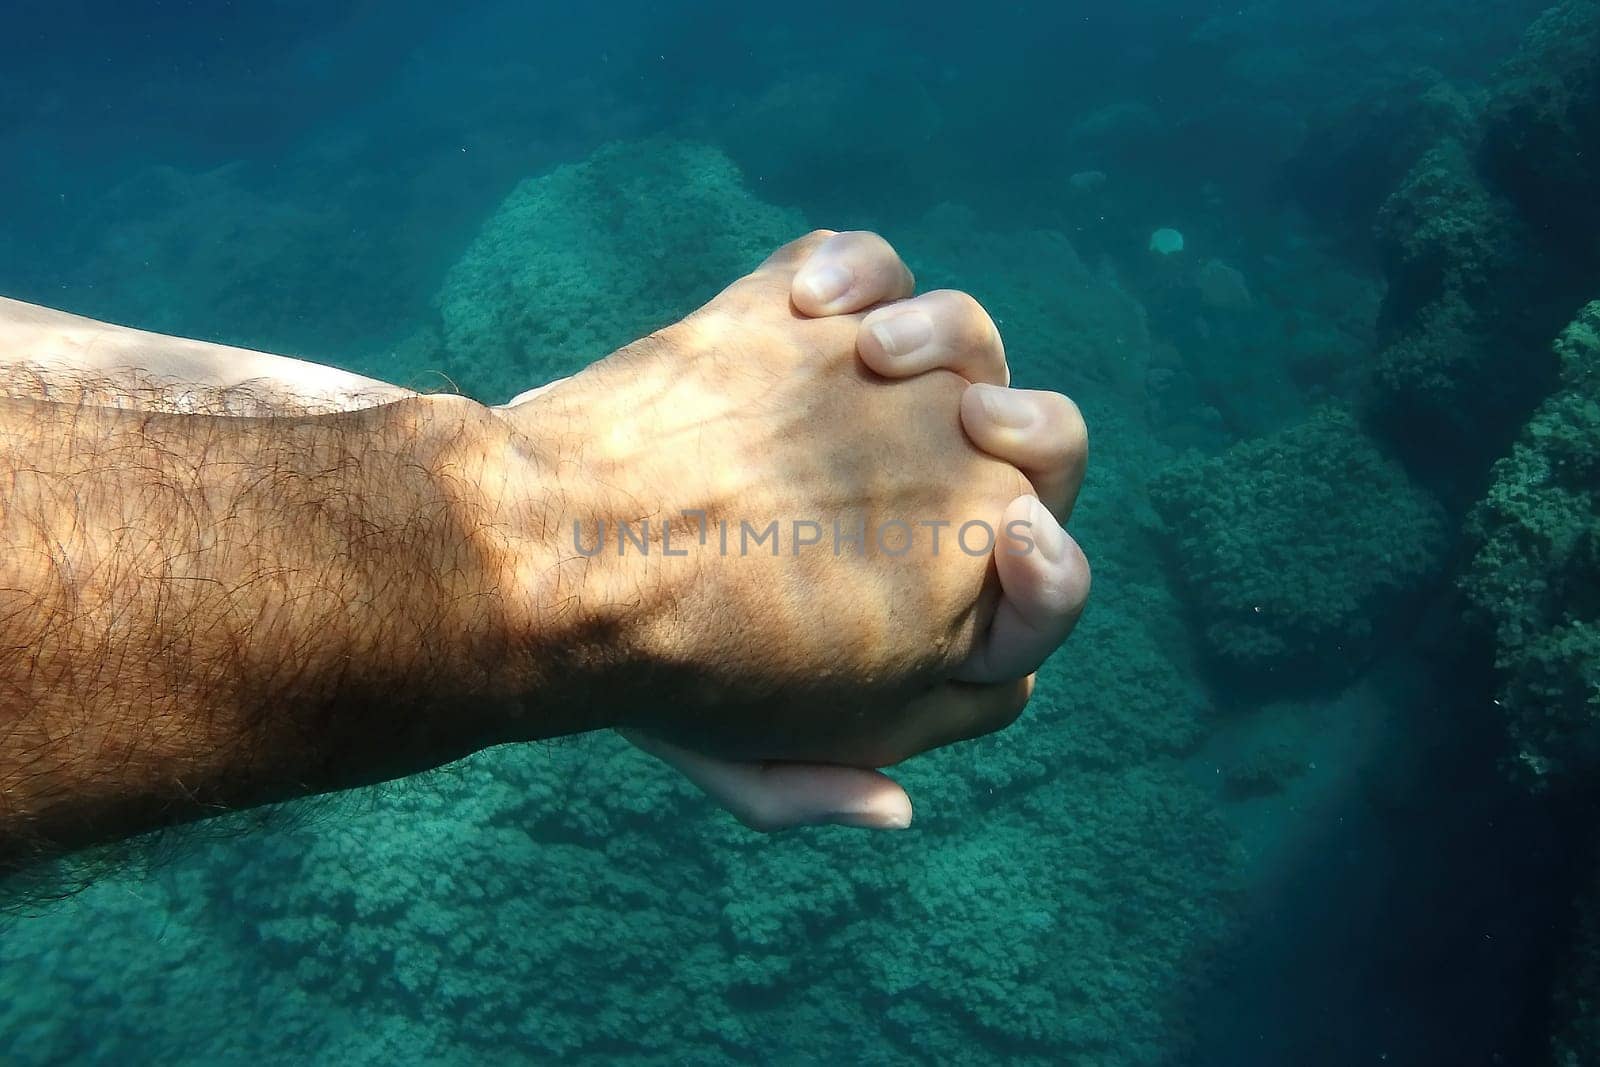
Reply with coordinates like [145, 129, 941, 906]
[1, 0, 1598, 1063]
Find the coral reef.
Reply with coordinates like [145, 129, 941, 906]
[1151, 406, 1448, 688]
[1195, 259, 1252, 311]
[1344, 5, 1600, 1057]
[205, 729, 1234, 1066]
[1463, 302, 1600, 785]
[1365, 1, 1600, 490]
[1367, 139, 1550, 481]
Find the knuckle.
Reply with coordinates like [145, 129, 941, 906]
[1046, 393, 1089, 460]
[845, 229, 894, 254]
[848, 231, 906, 278]
[1003, 678, 1035, 725]
[802, 227, 841, 244]
[928, 289, 1002, 350]
[775, 229, 841, 269]
[1042, 538, 1093, 609]
[1069, 545, 1093, 598]
[970, 679, 1032, 738]
[929, 287, 986, 321]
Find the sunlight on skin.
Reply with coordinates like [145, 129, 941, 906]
[0, 231, 1089, 832]
[0, 296, 412, 413]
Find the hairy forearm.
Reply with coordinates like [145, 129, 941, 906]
[0, 391, 583, 865]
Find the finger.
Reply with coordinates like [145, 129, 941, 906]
[869, 675, 1035, 766]
[790, 231, 916, 316]
[961, 384, 1089, 519]
[858, 289, 1009, 387]
[620, 730, 914, 831]
[956, 495, 1091, 684]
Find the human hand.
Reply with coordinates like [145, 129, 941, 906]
[593, 232, 1089, 829]
[492, 231, 1089, 820]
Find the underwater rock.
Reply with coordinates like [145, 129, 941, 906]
[1374, 139, 1514, 315]
[1152, 406, 1448, 691]
[1220, 740, 1308, 799]
[1367, 138, 1558, 490]
[1068, 169, 1108, 194]
[902, 202, 1158, 406]
[1286, 68, 1482, 238]
[1195, 259, 1252, 310]
[1149, 227, 1185, 256]
[1462, 300, 1600, 787]
[1365, 2, 1600, 496]
[207, 605, 1233, 1066]
[1482, 0, 1600, 273]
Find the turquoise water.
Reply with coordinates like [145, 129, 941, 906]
[2, 1, 1598, 1063]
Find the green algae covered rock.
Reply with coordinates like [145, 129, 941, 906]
[1463, 301, 1600, 784]
[1483, 0, 1600, 267]
[1374, 139, 1513, 315]
[1367, 139, 1554, 478]
[1362, 1, 1600, 489]
[434, 138, 807, 402]
[1152, 406, 1448, 687]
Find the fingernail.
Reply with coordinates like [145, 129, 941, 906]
[1030, 496, 1067, 564]
[869, 311, 934, 359]
[798, 263, 853, 306]
[975, 383, 1036, 429]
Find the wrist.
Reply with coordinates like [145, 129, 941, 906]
[441, 393, 649, 741]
